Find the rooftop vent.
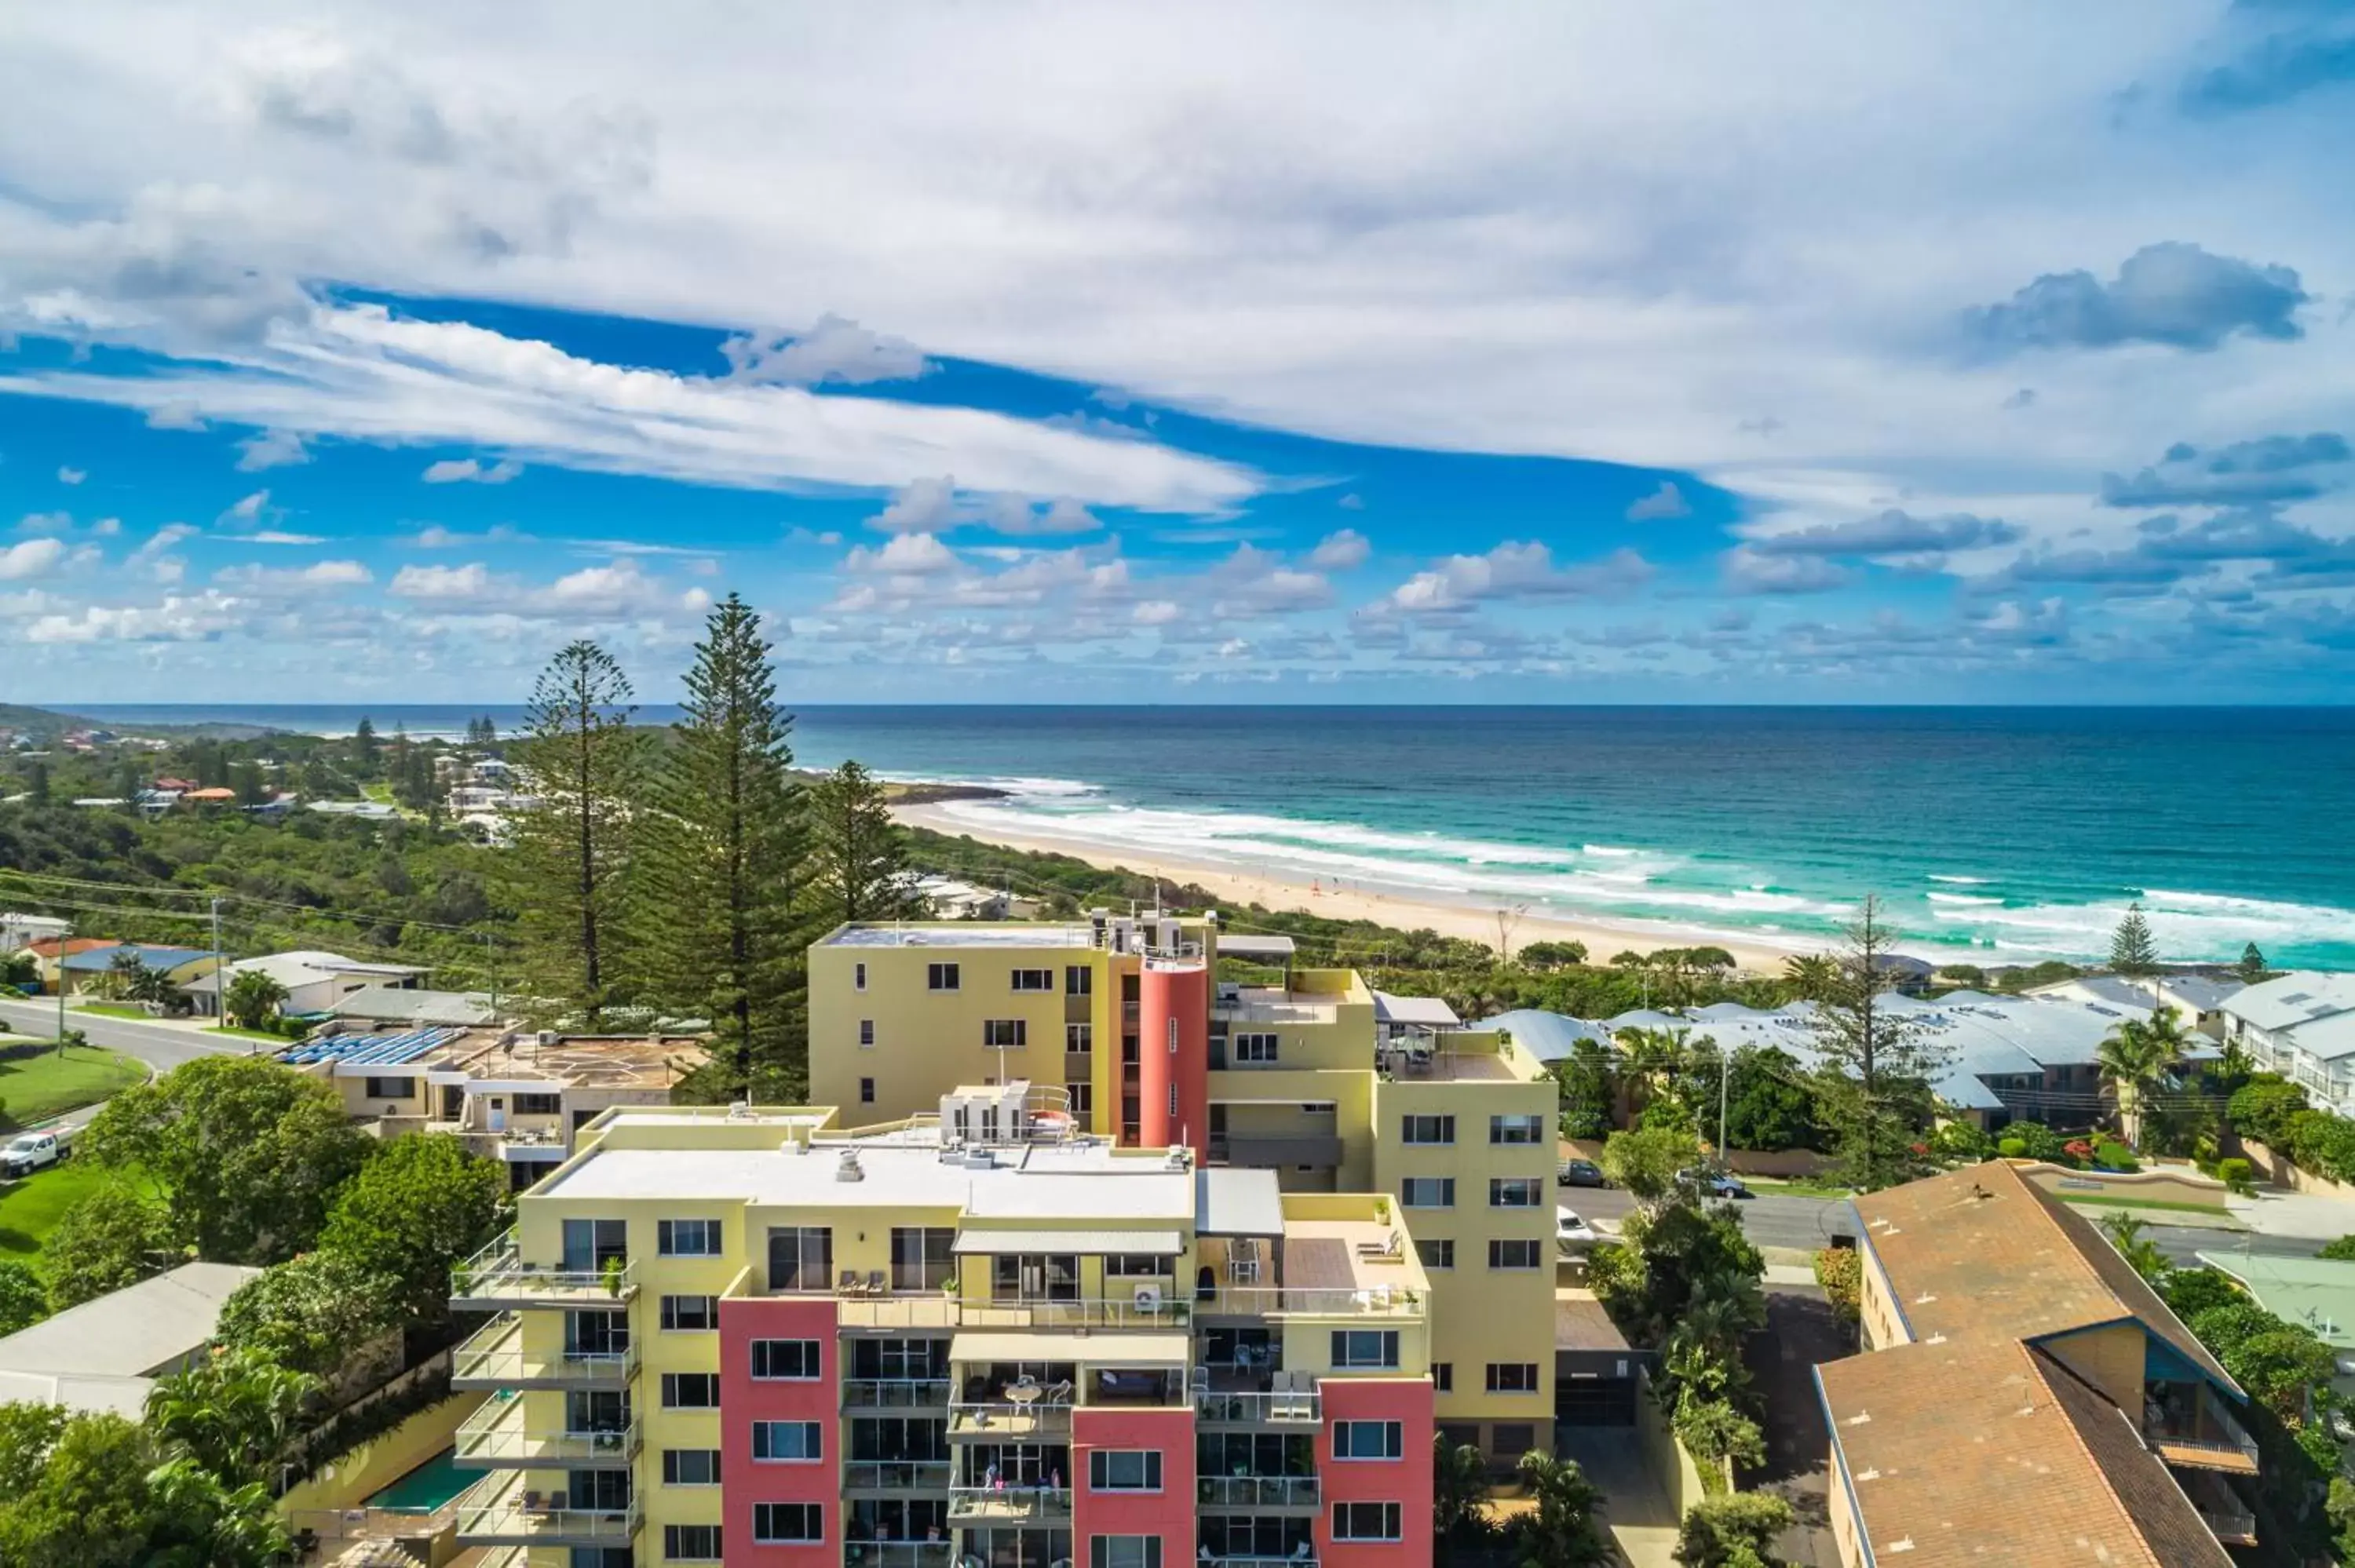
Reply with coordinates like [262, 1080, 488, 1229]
[835, 1148, 865, 1183]
[727, 1101, 753, 1121]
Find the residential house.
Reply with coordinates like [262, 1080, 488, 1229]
[334, 983, 500, 1030]
[2196, 1250, 2355, 1402]
[911, 874, 1039, 921]
[0, 1261, 261, 1418]
[181, 948, 427, 1018]
[57, 942, 214, 997]
[276, 1025, 710, 1188]
[2218, 972, 2355, 1116]
[2031, 972, 2246, 1038]
[0, 912, 71, 954]
[1816, 1161, 2257, 1565]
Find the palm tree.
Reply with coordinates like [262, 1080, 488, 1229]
[143, 1457, 290, 1568]
[1513, 1449, 1614, 1567]
[1432, 1431, 1492, 1562]
[145, 1349, 319, 1486]
[1781, 952, 1838, 1003]
[2098, 1005, 2187, 1147]
[2099, 1212, 2168, 1282]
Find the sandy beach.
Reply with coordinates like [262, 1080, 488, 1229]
[896, 804, 1823, 975]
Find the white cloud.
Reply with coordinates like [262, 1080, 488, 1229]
[390, 561, 494, 602]
[388, 556, 706, 620]
[218, 489, 271, 527]
[1133, 599, 1183, 625]
[997, 498, 1103, 537]
[57, 467, 86, 485]
[409, 522, 526, 547]
[1337, 494, 1366, 512]
[213, 558, 372, 594]
[845, 532, 959, 574]
[236, 427, 310, 470]
[422, 456, 523, 484]
[20, 589, 250, 644]
[0, 538, 67, 582]
[1392, 542, 1652, 612]
[145, 400, 207, 431]
[1721, 545, 1855, 595]
[721, 314, 928, 387]
[870, 476, 962, 534]
[248, 529, 324, 545]
[1626, 480, 1691, 521]
[1308, 528, 1370, 570]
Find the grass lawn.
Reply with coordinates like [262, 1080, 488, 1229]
[209, 1023, 290, 1043]
[2057, 1192, 2229, 1216]
[1746, 1176, 1857, 1199]
[0, 1160, 117, 1258]
[0, 1045, 148, 1128]
[74, 1001, 153, 1019]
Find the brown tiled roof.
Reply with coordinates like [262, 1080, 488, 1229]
[1553, 1289, 1630, 1353]
[1850, 1161, 2234, 1392]
[1817, 1340, 2233, 1568]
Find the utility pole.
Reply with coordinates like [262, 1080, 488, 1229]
[209, 896, 239, 1054]
[484, 931, 500, 1017]
[1718, 1044, 1731, 1164]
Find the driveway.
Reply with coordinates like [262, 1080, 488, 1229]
[0, 997, 246, 1074]
[1554, 1424, 1680, 1568]
[1743, 1285, 1846, 1568]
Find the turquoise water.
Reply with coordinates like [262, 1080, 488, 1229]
[71, 704, 2355, 966]
[365, 1447, 469, 1512]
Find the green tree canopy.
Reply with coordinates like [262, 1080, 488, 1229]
[0, 1259, 48, 1333]
[1554, 1037, 1617, 1141]
[78, 1056, 371, 1264]
[1601, 1125, 1702, 1208]
[806, 758, 918, 930]
[213, 1249, 406, 1377]
[1675, 1492, 1795, 1568]
[319, 1133, 511, 1323]
[221, 969, 289, 1030]
[1512, 1449, 1613, 1567]
[2238, 942, 2269, 983]
[1809, 895, 1948, 1191]
[2109, 902, 2160, 988]
[0, 1409, 284, 1568]
[144, 1347, 318, 1486]
[43, 1180, 177, 1309]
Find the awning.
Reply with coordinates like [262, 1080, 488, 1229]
[951, 1229, 1181, 1256]
[1217, 934, 1296, 961]
[1195, 1167, 1285, 1237]
[951, 1331, 1191, 1367]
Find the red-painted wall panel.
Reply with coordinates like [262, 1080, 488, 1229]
[718, 1296, 840, 1566]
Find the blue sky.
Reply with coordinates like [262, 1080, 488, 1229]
[2, 2, 2352, 702]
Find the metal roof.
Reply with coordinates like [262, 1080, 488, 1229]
[1216, 934, 1297, 961]
[61, 943, 214, 972]
[2198, 1252, 2355, 1348]
[1194, 1167, 1286, 1237]
[1372, 990, 1459, 1028]
[951, 1228, 1182, 1256]
[0, 1260, 259, 1384]
[1475, 1008, 1608, 1063]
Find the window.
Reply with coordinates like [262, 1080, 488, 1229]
[657, 1219, 723, 1256]
[1433, 1363, 1453, 1393]
[750, 1339, 823, 1380]
[1490, 1113, 1546, 1144]
[890, 1227, 955, 1292]
[661, 1373, 721, 1409]
[1012, 968, 1054, 991]
[1104, 1253, 1167, 1278]
[665, 1523, 722, 1560]
[1067, 1022, 1092, 1053]
[1090, 1538, 1162, 1568]
[860, 1077, 875, 1103]
[660, 1294, 718, 1332]
[662, 1449, 721, 1486]
[514, 1092, 562, 1116]
[1089, 1449, 1163, 1491]
[1495, 1424, 1536, 1455]
[1068, 1083, 1093, 1118]
[1168, 1085, 1179, 1118]
[1488, 1239, 1543, 1271]
[1330, 1329, 1400, 1369]
[363, 1076, 414, 1099]
[1415, 1239, 1455, 1270]
[1232, 1032, 1279, 1064]
[982, 1019, 1027, 1048]
[859, 1019, 875, 1048]
[754, 1503, 823, 1544]
[1400, 1177, 1455, 1209]
[1333, 1420, 1404, 1460]
[1490, 1177, 1543, 1208]
[927, 962, 960, 991]
[751, 1420, 825, 1461]
[1400, 1114, 1455, 1145]
[1333, 1502, 1403, 1542]
[767, 1227, 832, 1292]
[1485, 1362, 1541, 1394]
[1066, 965, 1093, 996]
[855, 961, 867, 991]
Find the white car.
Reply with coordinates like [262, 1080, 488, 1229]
[0, 1132, 61, 1178]
[1555, 1205, 1601, 1254]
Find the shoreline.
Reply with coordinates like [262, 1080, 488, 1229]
[895, 804, 1825, 975]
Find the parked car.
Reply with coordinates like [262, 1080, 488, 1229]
[1555, 1206, 1601, 1254]
[1557, 1158, 1608, 1187]
[0, 1132, 64, 1178]
[1678, 1166, 1751, 1199]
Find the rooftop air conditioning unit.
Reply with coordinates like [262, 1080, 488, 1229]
[1133, 1284, 1162, 1314]
[536, 1029, 557, 1048]
[727, 1101, 752, 1120]
[835, 1148, 865, 1183]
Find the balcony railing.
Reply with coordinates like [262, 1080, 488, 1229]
[948, 1401, 1074, 1439]
[1207, 1557, 1319, 1568]
[845, 1543, 954, 1568]
[842, 1460, 951, 1491]
[2148, 1392, 2262, 1474]
[947, 1485, 1073, 1522]
[451, 1232, 637, 1308]
[454, 1400, 639, 1468]
[2196, 1504, 2258, 1546]
[1196, 1285, 1422, 1319]
[1195, 1387, 1324, 1424]
[451, 1315, 637, 1388]
[844, 1377, 952, 1409]
[1199, 1475, 1320, 1508]
[828, 1294, 1189, 1330]
[452, 1473, 639, 1547]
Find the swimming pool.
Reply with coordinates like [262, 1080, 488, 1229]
[365, 1447, 471, 1512]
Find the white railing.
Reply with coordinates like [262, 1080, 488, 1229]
[843, 1377, 952, 1408]
[453, 1473, 639, 1544]
[948, 1400, 1073, 1436]
[1199, 1475, 1319, 1507]
[947, 1485, 1073, 1520]
[842, 1460, 951, 1490]
[455, 1401, 637, 1466]
[451, 1315, 637, 1384]
[1197, 1285, 1422, 1318]
[451, 1231, 637, 1303]
[1195, 1387, 1324, 1424]
[828, 1294, 1192, 1330]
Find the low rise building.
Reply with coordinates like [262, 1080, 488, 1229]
[2218, 971, 2355, 1116]
[276, 1026, 709, 1186]
[1816, 1161, 2258, 1565]
[181, 947, 428, 1017]
[0, 912, 71, 953]
[445, 1095, 1437, 1568]
[0, 1260, 261, 1417]
[2196, 1250, 2355, 1401]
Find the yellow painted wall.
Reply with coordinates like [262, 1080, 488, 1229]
[2038, 1322, 2147, 1412]
[278, 1390, 486, 1514]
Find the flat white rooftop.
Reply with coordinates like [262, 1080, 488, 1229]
[821, 924, 1097, 950]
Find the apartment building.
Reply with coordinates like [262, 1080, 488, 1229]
[276, 1026, 709, 1187]
[2219, 970, 2355, 1115]
[809, 916, 1556, 1457]
[447, 1091, 1440, 1568]
[1816, 1161, 2256, 1567]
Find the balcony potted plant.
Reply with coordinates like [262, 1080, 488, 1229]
[601, 1256, 625, 1297]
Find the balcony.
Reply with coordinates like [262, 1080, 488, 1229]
[948, 1400, 1073, 1441]
[453, 1398, 640, 1468]
[451, 1232, 637, 1311]
[1209, 1559, 1319, 1568]
[1195, 1284, 1422, 1319]
[451, 1315, 637, 1390]
[452, 1472, 639, 1548]
[845, 1544, 954, 1568]
[843, 1460, 952, 1491]
[830, 1294, 1190, 1331]
[2196, 1504, 2258, 1547]
[2147, 1387, 2261, 1475]
[845, 1377, 953, 1409]
[947, 1485, 1073, 1522]
[1199, 1475, 1320, 1508]
[1195, 1386, 1324, 1425]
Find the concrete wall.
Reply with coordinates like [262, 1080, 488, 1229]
[1632, 1367, 1722, 1515]
[1561, 1136, 1830, 1178]
[2239, 1136, 2355, 1201]
[278, 1387, 484, 1513]
[2011, 1161, 2229, 1210]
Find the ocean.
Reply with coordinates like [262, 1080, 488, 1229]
[67, 704, 2355, 968]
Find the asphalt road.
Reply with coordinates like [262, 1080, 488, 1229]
[1558, 1182, 2325, 1267]
[0, 997, 246, 1074]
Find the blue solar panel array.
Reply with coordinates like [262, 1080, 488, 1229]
[277, 1026, 467, 1067]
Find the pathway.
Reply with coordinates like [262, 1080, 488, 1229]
[1554, 1424, 1679, 1568]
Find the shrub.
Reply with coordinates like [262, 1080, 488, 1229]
[1997, 1137, 2027, 1160]
[1813, 1247, 1860, 1325]
[2216, 1157, 2255, 1196]
[2092, 1140, 2138, 1172]
[2001, 1120, 2066, 1161]
[2160, 1267, 2244, 1321]
[1674, 1398, 1765, 1482]
[1928, 1120, 1993, 1162]
[1676, 1491, 1796, 1568]
[2319, 1234, 2355, 1262]
[2227, 1075, 2308, 1148]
